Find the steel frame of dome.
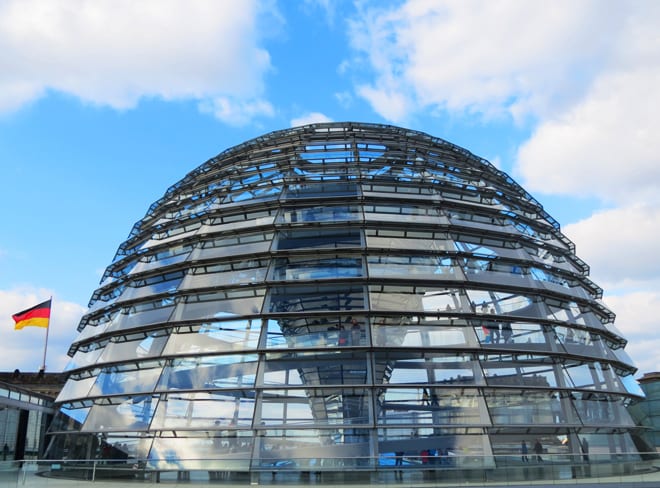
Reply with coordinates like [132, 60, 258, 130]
[48, 122, 643, 479]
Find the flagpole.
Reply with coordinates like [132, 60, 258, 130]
[40, 297, 51, 372]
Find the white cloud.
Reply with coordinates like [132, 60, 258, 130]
[290, 112, 333, 127]
[199, 97, 275, 127]
[515, 68, 660, 205]
[563, 205, 660, 289]
[601, 292, 660, 375]
[347, 0, 630, 123]
[0, 0, 280, 124]
[0, 288, 86, 372]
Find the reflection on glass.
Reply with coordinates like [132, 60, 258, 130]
[82, 395, 158, 432]
[89, 361, 164, 397]
[163, 320, 260, 356]
[377, 388, 487, 426]
[158, 355, 258, 390]
[151, 392, 255, 429]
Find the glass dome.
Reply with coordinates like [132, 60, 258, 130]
[48, 122, 642, 479]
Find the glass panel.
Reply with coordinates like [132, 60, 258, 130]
[181, 259, 269, 289]
[48, 404, 90, 432]
[276, 227, 360, 250]
[65, 346, 104, 372]
[366, 228, 455, 252]
[82, 395, 158, 432]
[55, 376, 96, 403]
[378, 429, 489, 468]
[148, 433, 252, 470]
[258, 388, 371, 426]
[129, 242, 193, 275]
[118, 271, 184, 302]
[372, 320, 477, 348]
[572, 392, 634, 426]
[268, 284, 364, 313]
[194, 231, 273, 260]
[284, 182, 358, 199]
[89, 361, 164, 396]
[254, 427, 371, 469]
[157, 354, 258, 390]
[163, 319, 261, 356]
[375, 352, 481, 386]
[467, 290, 540, 317]
[264, 316, 368, 349]
[261, 352, 369, 387]
[376, 388, 488, 427]
[564, 362, 597, 389]
[364, 203, 448, 225]
[277, 205, 361, 223]
[481, 354, 558, 388]
[97, 330, 169, 363]
[368, 255, 463, 280]
[369, 286, 472, 313]
[486, 389, 568, 425]
[175, 289, 265, 320]
[106, 299, 175, 332]
[150, 391, 255, 429]
[270, 256, 363, 280]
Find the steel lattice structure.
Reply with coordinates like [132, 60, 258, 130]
[48, 122, 643, 477]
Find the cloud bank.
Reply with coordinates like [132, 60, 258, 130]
[0, 0, 279, 125]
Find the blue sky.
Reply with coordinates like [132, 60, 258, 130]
[1, 0, 658, 375]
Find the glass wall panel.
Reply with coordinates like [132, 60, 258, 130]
[467, 289, 540, 317]
[129, 242, 194, 275]
[254, 428, 370, 469]
[148, 433, 252, 470]
[150, 391, 255, 429]
[82, 395, 158, 432]
[366, 228, 455, 252]
[55, 375, 96, 403]
[481, 355, 562, 389]
[284, 182, 358, 199]
[118, 271, 185, 303]
[376, 388, 488, 427]
[157, 354, 258, 390]
[48, 404, 90, 432]
[277, 205, 361, 224]
[369, 286, 471, 313]
[372, 321, 477, 348]
[260, 352, 369, 387]
[378, 428, 489, 468]
[65, 346, 104, 372]
[572, 392, 635, 426]
[263, 316, 368, 349]
[193, 231, 273, 260]
[375, 352, 481, 386]
[271, 256, 363, 281]
[163, 320, 260, 356]
[368, 255, 463, 280]
[268, 285, 364, 313]
[181, 259, 269, 289]
[106, 299, 175, 332]
[486, 389, 569, 425]
[97, 329, 169, 363]
[89, 360, 164, 397]
[364, 203, 448, 225]
[175, 289, 265, 320]
[258, 388, 371, 426]
[276, 227, 361, 250]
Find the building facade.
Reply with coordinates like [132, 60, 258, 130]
[47, 123, 643, 478]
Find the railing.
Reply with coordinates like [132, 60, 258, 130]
[1, 452, 659, 486]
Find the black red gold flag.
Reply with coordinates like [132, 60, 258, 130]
[12, 299, 51, 330]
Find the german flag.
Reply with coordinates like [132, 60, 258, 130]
[12, 299, 51, 330]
